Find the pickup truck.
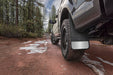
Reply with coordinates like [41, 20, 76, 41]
[49, 0, 113, 61]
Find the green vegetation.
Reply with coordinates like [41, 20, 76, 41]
[0, 24, 43, 38]
[0, 0, 44, 38]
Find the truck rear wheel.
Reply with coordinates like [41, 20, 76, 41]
[61, 19, 84, 61]
[51, 33, 59, 45]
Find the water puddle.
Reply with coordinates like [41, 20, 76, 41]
[97, 57, 113, 66]
[23, 41, 32, 44]
[81, 53, 105, 75]
[20, 40, 48, 54]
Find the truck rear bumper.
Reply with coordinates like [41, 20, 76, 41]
[103, 0, 113, 17]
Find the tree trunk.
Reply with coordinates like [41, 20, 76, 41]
[5, 1, 9, 25]
[16, 0, 18, 25]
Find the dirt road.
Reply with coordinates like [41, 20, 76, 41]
[0, 36, 113, 75]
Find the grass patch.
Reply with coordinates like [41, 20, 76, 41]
[0, 24, 42, 38]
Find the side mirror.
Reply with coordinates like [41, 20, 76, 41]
[49, 20, 56, 24]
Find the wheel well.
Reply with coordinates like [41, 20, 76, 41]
[60, 8, 69, 28]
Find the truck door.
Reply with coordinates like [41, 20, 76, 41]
[72, 0, 101, 30]
[52, 18, 59, 36]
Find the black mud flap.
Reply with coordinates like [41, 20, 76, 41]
[69, 18, 90, 50]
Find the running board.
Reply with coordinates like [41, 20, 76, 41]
[71, 41, 89, 50]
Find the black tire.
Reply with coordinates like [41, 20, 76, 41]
[61, 19, 84, 61]
[51, 33, 59, 45]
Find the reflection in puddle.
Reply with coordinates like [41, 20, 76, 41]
[20, 40, 48, 54]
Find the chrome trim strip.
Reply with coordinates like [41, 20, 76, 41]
[71, 41, 89, 49]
